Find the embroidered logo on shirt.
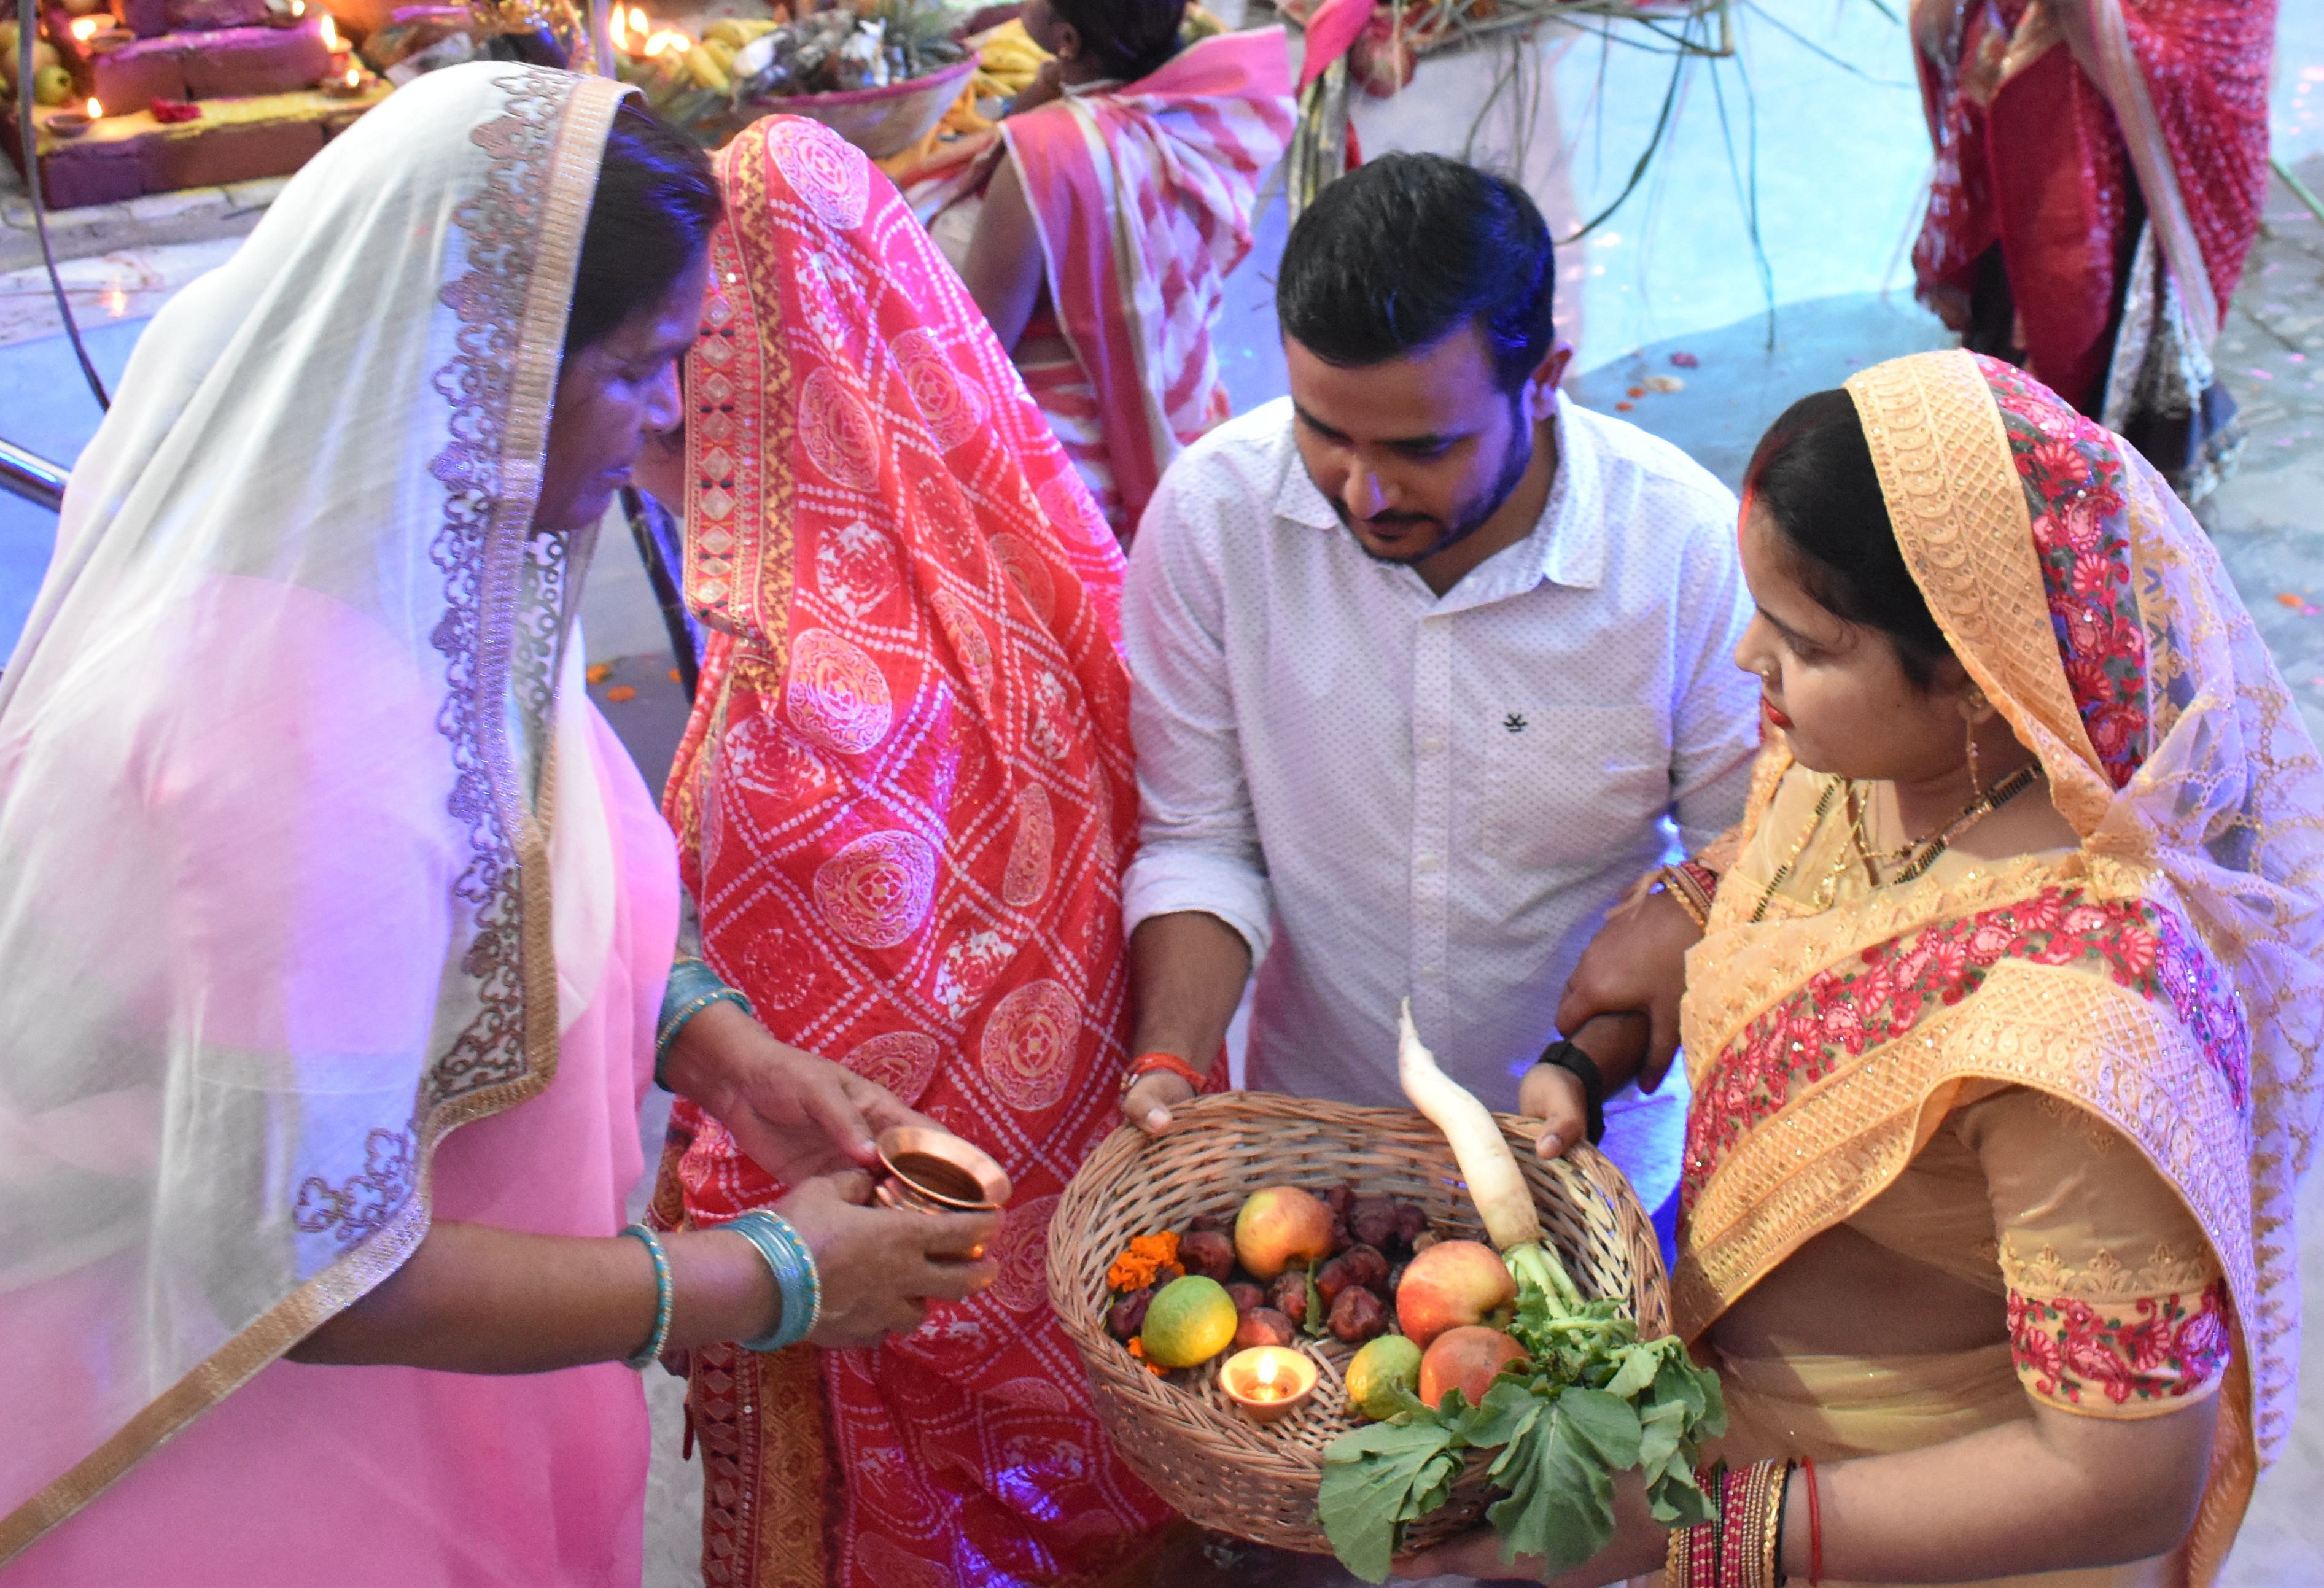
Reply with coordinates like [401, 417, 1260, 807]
[1504, 713, 1528, 733]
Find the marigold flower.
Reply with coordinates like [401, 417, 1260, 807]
[1105, 1230, 1181, 1293]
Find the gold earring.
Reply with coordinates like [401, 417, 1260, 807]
[1965, 716, 1984, 800]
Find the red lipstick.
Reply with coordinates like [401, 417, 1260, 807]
[1762, 697, 1793, 731]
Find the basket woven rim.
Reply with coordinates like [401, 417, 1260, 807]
[1045, 1091, 1672, 1551]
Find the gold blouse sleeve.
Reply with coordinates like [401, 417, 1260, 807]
[1954, 1086, 2231, 1420]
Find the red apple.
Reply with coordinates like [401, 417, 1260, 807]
[1417, 1325, 1528, 1409]
[1233, 1186, 1336, 1281]
[1394, 1239, 1516, 1348]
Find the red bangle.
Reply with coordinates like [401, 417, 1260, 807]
[1803, 1455, 1823, 1586]
[1122, 1050, 1208, 1094]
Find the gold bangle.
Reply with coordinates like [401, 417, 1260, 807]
[1656, 862, 1715, 929]
[1763, 1460, 1790, 1588]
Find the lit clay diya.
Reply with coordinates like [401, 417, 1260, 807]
[874, 1126, 1011, 1215]
[1220, 1346, 1318, 1423]
[45, 103, 98, 137]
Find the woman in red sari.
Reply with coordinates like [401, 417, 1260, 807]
[638, 116, 1175, 1586]
[1911, 0, 2274, 501]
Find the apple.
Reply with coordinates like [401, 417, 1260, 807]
[1232, 1185, 1335, 1281]
[1417, 1325, 1528, 1409]
[1393, 1239, 1515, 1349]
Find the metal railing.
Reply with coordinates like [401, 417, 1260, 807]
[1, 438, 68, 514]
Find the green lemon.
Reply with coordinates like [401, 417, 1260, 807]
[1139, 1275, 1238, 1368]
[1345, 1334, 1423, 1420]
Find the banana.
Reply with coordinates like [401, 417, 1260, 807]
[699, 36, 737, 69]
[684, 43, 731, 93]
[702, 17, 778, 48]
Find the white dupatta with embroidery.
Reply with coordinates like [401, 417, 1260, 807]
[0, 61, 627, 1559]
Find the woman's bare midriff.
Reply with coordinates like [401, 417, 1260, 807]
[1710, 1220, 2008, 1361]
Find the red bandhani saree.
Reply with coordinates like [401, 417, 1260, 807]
[1910, 0, 2273, 498]
[651, 116, 1172, 1587]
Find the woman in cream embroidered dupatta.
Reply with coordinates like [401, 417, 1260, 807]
[1418, 349, 2319, 1586]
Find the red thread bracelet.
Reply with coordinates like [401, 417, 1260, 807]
[1803, 1456, 1823, 1586]
[1123, 1051, 1208, 1094]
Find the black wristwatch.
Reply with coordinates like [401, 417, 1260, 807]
[1533, 1039, 1607, 1145]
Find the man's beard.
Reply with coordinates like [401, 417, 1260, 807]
[1333, 408, 1536, 567]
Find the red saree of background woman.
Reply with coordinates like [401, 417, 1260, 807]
[1910, 0, 2275, 498]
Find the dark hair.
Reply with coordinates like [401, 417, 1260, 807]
[1742, 390, 1953, 688]
[564, 101, 722, 355]
[1276, 154, 1556, 393]
[1049, 0, 1186, 83]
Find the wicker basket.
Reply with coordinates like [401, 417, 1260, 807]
[1047, 1091, 1669, 1555]
[739, 57, 977, 161]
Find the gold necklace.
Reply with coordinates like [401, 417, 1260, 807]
[1749, 778, 1843, 924]
[1846, 783, 1919, 869]
[1887, 764, 2042, 885]
[1756, 765, 2042, 925]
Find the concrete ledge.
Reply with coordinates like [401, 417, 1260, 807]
[0, 167, 284, 272]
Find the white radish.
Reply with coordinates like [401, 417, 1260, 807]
[1397, 999, 1543, 1250]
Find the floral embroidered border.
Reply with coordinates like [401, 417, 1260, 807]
[2008, 1280, 2231, 1413]
[1988, 359, 2151, 789]
[1683, 884, 2249, 1212]
[424, 64, 569, 1114]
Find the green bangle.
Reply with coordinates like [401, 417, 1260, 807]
[619, 1223, 675, 1371]
[653, 984, 755, 1093]
[656, 986, 753, 1058]
[725, 1210, 822, 1353]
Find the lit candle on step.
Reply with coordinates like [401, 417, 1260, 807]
[47, 99, 99, 136]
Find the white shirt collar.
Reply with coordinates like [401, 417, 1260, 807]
[1270, 390, 1606, 602]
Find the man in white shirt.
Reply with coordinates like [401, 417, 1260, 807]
[1116, 155, 1759, 1230]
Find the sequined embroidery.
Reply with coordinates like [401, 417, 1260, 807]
[1684, 885, 2250, 1211]
[2007, 1280, 2231, 1410]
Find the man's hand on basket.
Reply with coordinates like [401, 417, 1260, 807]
[1122, 1069, 1196, 1136]
[1518, 1012, 1647, 1161]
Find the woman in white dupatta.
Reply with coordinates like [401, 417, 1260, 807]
[0, 63, 993, 1586]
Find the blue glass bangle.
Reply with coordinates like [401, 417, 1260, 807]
[655, 987, 753, 1063]
[725, 1210, 822, 1353]
[653, 956, 754, 1092]
[619, 1223, 675, 1371]
[660, 956, 725, 1018]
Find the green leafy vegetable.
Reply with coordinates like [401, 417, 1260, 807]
[1318, 1421, 1464, 1584]
[1318, 1239, 1726, 1581]
[1485, 1387, 1639, 1570]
